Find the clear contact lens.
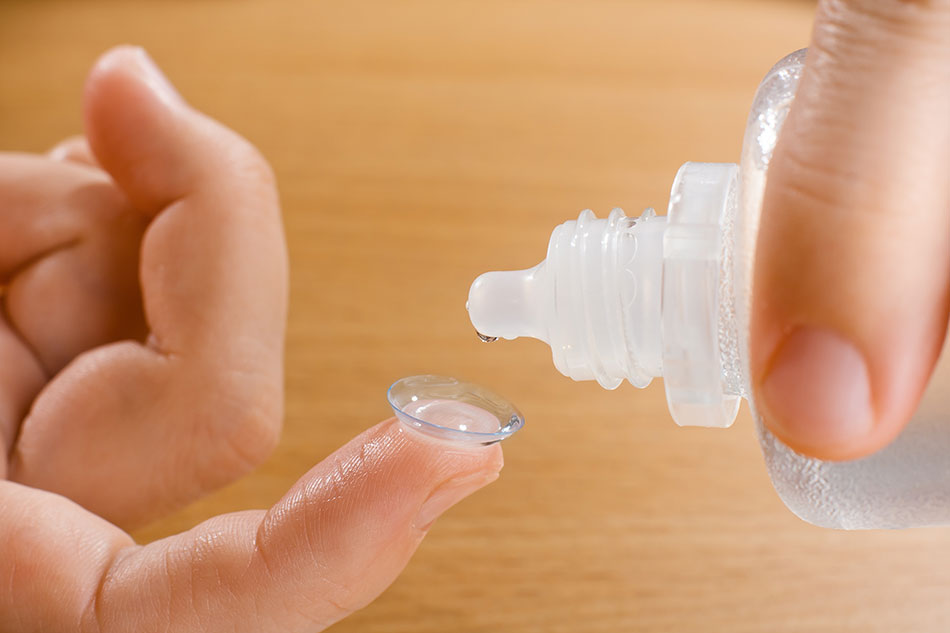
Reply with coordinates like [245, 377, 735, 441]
[387, 375, 524, 445]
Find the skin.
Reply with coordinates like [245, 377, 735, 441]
[7, 0, 949, 627]
[752, 0, 950, 460]
[0, 46, 502, 632]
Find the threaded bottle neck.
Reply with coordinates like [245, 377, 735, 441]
[467, 162, 744, 427]
[544, 207, 666, 390]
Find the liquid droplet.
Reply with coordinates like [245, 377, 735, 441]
[476, 331, 498, 343]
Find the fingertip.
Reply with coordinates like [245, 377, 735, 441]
[241, 417, 503, 627]
[264, 416, 504, 546]
[84, 45, 183, 110]
[47, 135, 99, 167]
[81, 45, 277, 214]
[358, 418, 503, 539]
[757, 327, 877, 460]
[380, 416, 505, 488]
[413, 468, 500, 531]
[82, 46, 192, 210]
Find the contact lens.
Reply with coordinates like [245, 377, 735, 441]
[387, 375, 524, 445]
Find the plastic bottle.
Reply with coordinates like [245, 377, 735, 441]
[466, 49, 950, 530]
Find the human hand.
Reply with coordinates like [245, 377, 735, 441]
[750, 0, 950, 460]
[0, 46, 502, 631]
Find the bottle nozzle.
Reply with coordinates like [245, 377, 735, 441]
[467, 266, 549, 343]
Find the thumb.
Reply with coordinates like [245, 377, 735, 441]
[0, 412, 503, 632]
[10, 45, 288, 527]
[751, 2, 950, 460]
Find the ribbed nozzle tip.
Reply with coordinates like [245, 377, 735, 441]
[466, 266, 547, 342]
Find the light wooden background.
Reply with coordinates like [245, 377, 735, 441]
[4, 1, 950, 631]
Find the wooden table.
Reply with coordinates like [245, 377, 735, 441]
[4, 1, 950, 631]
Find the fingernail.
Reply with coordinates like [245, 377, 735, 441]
[760, 327, 874, 452]
[414, 470, 500, 531]
[127, 46, 184, 107]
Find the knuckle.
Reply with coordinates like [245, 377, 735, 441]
[821, 0, 950, 46]
[196, 372, 284, 479]
[317, 579, 369, 621]
[769, 142, 858, 218]
[831, 0, 950, 17]
[222, 385, 283, 468]
[223, 133, 278, 190]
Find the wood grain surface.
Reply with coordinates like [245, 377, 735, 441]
[4, 1, 950, 631]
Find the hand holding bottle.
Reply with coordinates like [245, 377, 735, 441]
[752, 0, 950, 460]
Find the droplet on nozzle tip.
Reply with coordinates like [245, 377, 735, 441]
[476, 331, 499, 343]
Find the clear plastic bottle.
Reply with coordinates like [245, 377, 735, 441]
[466, 49, 950, 530]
